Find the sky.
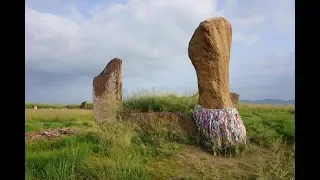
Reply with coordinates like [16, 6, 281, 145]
[25, 0, 295, 104]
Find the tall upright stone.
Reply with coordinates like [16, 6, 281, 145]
[92, 58, 122, 124]
[188, 17, 232, 109]
[188, 17, 246, 153]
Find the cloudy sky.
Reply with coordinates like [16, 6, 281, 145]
[25, 0, 295, 104]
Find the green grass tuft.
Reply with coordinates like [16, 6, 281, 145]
[26, 90, 294, 180]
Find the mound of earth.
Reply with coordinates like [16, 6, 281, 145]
[123, 112, 197, 135]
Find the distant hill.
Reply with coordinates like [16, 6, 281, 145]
[240, 99, 295, 105]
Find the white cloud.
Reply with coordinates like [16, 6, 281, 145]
[233, 34, 259, 45]
[272, 3, 295, 33]
[230, 16, 266, 29]
[25, 0, 295, 102]
[25, 0, 266, 73]
[25, 8, 80, 65]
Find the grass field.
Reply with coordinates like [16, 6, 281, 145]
[25, 92, 295, 180]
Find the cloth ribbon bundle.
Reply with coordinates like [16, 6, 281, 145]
[193, 104, 246, 150]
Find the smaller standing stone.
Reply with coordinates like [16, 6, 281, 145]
[93, 58, 122, 124]
[230, 92, 240, 105]
[80, 101, 88, 109]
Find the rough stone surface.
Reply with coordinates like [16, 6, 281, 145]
[93, 58, 122, 123]
[188, 17, 233, 109]
[230, 92, 240, 105]
[193, 91, 239, 106]
[80, 101, 88, 109]
[124, 112, 197, 135]
[189, 17, 247, 151]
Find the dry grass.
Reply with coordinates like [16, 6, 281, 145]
[147, 144, 294, 180]
[25, 92, 294, 180]
[25, 109, 94, 132]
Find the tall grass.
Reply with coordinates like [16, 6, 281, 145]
[123, 95, 196, 113]
[25, 103, 94, 109]
[26, 119, 191, 179]
[25, 109, 94, 132]
[25, 90, 295, 180]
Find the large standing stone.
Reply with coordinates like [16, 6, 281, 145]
[188, 17, 246, 152]
[188, 17, 232, 109]
[92, 58, 122, 123]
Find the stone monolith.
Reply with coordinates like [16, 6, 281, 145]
[188, 17, 246, 153]
[92, 58, 122, 123]
[80, 101, 88, 109]
[230, 92, 240, 105]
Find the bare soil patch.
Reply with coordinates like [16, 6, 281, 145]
[25, 128, 76, 141]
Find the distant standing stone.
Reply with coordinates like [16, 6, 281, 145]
[80, 101, 88, 109]
[92, 58, 122, 123]
[230, 92, 240, 105]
